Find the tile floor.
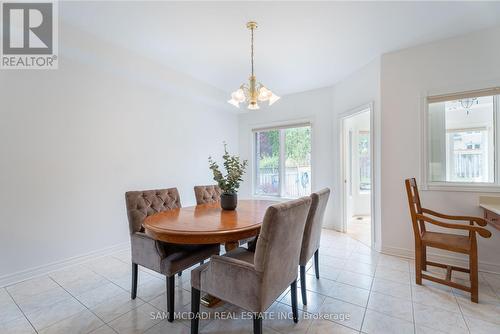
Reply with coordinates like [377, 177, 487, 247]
[346, 216, 371, 247]
[1, 229, 499, 334]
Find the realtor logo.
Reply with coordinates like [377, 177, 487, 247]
[1, 1, 58, 69]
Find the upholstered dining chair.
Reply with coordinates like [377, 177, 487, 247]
[194, 185, 222, 205]
[190, 197, 312, 334]
[405, 178, 491, 303]
[299, 188, 330, 305]
[125, 188, 220, 322]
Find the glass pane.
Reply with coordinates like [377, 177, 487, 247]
[284, 126, 311, 197]
[358, 131, 370, 191]
[447, 129, 491, 182]
[428, 95, 495, 183]
[428, 101, 447, 181]
[255, 130, 280, 195]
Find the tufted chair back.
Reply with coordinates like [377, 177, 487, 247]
[194, 185, 222, 205]
[125, 188, 181, 234]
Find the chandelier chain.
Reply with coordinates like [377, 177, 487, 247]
[251, 25, 254, 76]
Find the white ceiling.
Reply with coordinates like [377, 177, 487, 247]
[61, 1, 500, 96]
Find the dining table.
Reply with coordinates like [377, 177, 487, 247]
[143, 199, 277, 251]
[143, 199, 277, 306]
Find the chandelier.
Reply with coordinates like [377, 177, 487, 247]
[459, 97, 478, 115]
[228, 21, 280, 110]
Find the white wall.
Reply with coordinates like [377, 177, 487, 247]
[380, 26, 500, 272]
[238, 58, 381, 240]
[0, 23, 238, 282]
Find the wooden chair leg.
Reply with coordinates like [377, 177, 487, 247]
[290, 280, 299, 323]
[422, 246, 427, 271]
[314, 249, 320, 279]
[166, 275, 175, 322]
[131, 263, 138, 299]
[253, 314, 262, 334]
[470, 248, 479, 303]
[191, 287, 200, 334]
[415, 243, 422, 285]
[300, 265, 307, 305]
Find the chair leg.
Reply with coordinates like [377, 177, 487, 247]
[470, 251, 479, 303]
[131, 263, 138, 300]
[415, 242, 422, 285]
[191, 287, 201, 334]
[314, 249, 320, 279]
[253, 314, 262, 334]
[166, 275, 175, 322]
[290, 279, 299, 323]
[178, 271, 182, 277]
[422, 246, 427, 271]
[299, 266, 307, 305]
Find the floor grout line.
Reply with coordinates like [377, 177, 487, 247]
[452, 286, 472, 334]
[47, 276, 120, 333]
[4, 288, 39, 334]
[45, 263, 168, 332]
[358, 261, 376, 334]
[409, 268, 417, 334]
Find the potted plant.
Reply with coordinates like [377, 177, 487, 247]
[208, 143, 248, 210]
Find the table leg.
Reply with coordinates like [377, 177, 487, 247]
[225, 241, 239, 252]
[201, 294, 222, 308]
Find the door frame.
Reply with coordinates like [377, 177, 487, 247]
[339, 102, 375, 247]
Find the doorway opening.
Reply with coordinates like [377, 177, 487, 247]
[341, 107, 373, 246]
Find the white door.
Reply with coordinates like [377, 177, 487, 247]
[341, 107, 372, 245]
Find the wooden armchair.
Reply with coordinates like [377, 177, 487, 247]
[405, 178, 492, 303]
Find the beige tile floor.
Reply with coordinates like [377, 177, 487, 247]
[1, 229, 499, 334]
[347, 216, 371, 247]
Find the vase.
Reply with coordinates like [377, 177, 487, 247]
[220, 193, 237, 210]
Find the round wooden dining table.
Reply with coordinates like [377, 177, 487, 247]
[143, 199, 277, 251]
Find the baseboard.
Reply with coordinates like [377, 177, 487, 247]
[381, 245, 500, 274]
[0, 242, 131, 288]
[322, 224, 341, 231]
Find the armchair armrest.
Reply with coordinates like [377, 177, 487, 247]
[130, 232, 165, 271]
[421, 208, 487, 226]
[416, 214, 492, 238]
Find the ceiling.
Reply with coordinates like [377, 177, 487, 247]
[61, 1, 500, 96]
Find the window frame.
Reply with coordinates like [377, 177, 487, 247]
[422, 87, 500, 192]
[252, 122, 313, 199]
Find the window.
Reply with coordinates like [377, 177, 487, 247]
[358, 131, 371, 191]
[254, 125, 311, 198]
[426, 88, 500, 187]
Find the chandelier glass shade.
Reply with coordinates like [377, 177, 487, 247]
[228, 21, 280, 110]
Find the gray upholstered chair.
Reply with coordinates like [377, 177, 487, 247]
[125, 188, 220, 322]
[194, 185, 221, 205]
[299, 188, 330, 305]
[190, 197, 312, 334]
